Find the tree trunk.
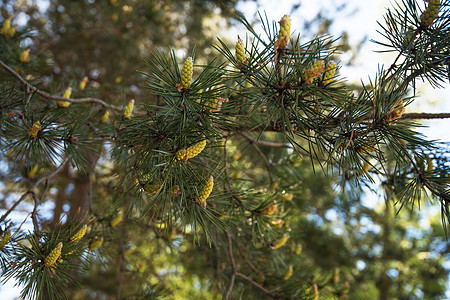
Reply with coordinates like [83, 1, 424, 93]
[51, 161, 70, 226]
[68, 152, 100, 222]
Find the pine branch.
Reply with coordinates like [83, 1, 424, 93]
[401, 112, 450, 120]
[235, 272, 281, 299]
[0, 156, 70, 225]
[239, 132, 292, 148]
[29, 191, 40, 236]
[0, 59, 121, 110]
[246, 137, 274, 183]
[0, 192, 31, 224]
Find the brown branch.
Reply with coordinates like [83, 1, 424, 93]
[239, 131, 327, 163]
[35, 157, 71, 187]
[236, 241, 263, 276]
[401, 112, 450, 120]
[244, 134, 274, 183]
[0, 192, 31, 224]
[0, 157, 71, 226]
[29, 191, 41, 236]
[0, 59, 122, 111]
[235, 272, 279, 298]
[240, 132, 292, 148]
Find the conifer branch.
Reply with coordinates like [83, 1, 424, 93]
[0, 192, 31, 224]
[239, 131, 327, 162]
[401, 112, 450, 120]
[239, 132, 292, 148]
[29, 191, 40, 236]
[0, 59, 121, 110]
[246, 137, 274, 183]
[235, 272, 280, 298]
[0, 157, 70, 225]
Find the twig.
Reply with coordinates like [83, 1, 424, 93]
[35, 157, 71, 188]
[401, 112, 450, 120]
[249, 138, 274, 183]
[0, 192, 31, 224]
[0, 59, 121, 111]
[239, 132, 292, 148]
[29, 191, 40, 235]
[235, 272, 279, 298]
[116, 234, 125, 300]
[0, 157, 70, 226]
[223, 138, 246, 209]
[236, 241, 263, 276]
[225, 232, 237, 300]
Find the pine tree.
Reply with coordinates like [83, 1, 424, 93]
[1, 0, 450, 298]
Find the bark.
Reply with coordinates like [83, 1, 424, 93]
[68, 151, 100, 222]
[51, 161, 70, 226]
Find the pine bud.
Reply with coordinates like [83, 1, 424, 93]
[333, 267, 340, 283]
[144, 183, 161, 195]
[89, 237, 104, 251]
[271, 219, 284, 228]
[262, 202, 278, 216]
[181, 57, 193, 88]
[176, 140, 207, 161]
[303, 60, 325, 84]
[271, 233, 290, 249]
[323, 61, 336, 84]
[8, 25, 17, 37]
[281, 193, 293, 201]
[357, 143, 376, 154]
[293, 243, 302, 255]
[197, 175, 214, 208]
[1, 16, 16, 37]
[44, 242, 63, 267]
[387, 103, 405, 124]
[1, 17, 12, 36]
[4, 150, 13, 160]
[196, 89, 203, 103]
[70, 225, 87, 243]
[123, 99, 134, 119]
[124, 247, 134, 257]
[343, 281, 350, 295]
[209, 97, 229, 112]
[79, 76, 89, 90]
[110, 214, 123, 227]
[283, 265, 293, 280]
[235, 37, 246, 64]
[312, 283, 319, 300]
[57, 87, 72, 108]
[28, 121, 41, 139]
[269, 182, 279, 190]
[426, 156, 434, 172]
[420, 0, 440, 28]
[0, 230, 11, 249]
[27, 165, 39, 179]
[276, 15, 291, 50]
[101, 110, 110, 123]
[20, 49, 30, 63]
[167, 185, 180, 197]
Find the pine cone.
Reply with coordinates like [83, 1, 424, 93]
[70, 225, 87, 243]
[45, 242, 63, 267]
[181, 57, 193, 88]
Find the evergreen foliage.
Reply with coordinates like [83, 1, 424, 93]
[0, 0, 450, 298]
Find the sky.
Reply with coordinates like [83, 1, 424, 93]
[1, 0, 450, 298]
